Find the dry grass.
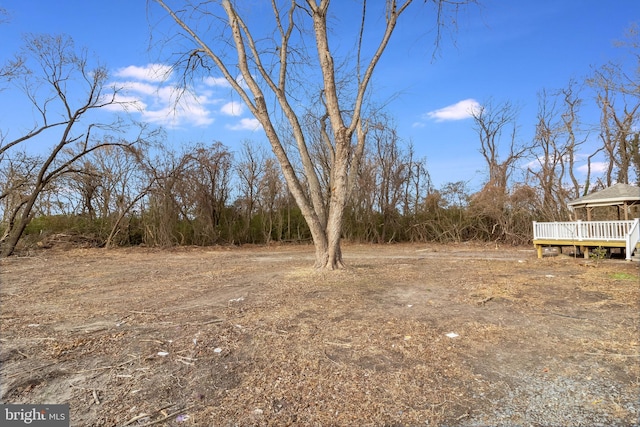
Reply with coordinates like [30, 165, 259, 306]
[1, 243, 638, 426]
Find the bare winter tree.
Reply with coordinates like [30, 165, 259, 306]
[151, 0, 471, 269]
[257, 157, 287, 243]
[470, 99, 529, 241]
[370, 117, 408, 243]
[591, 64, 640, 186]
[236, 141, 269, 243]
[0, 35, 144, 257]
[528, 85, 588, 220]
[0, 151, 39, 244]
[179, 142, 234, 245]
[588, 25, 640, 187]
[472, 100, 527, 193]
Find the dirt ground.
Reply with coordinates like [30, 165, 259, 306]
[1, 242, 639, 426]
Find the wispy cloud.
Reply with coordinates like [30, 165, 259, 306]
[204, 76, 230, 87]
[203, 75, 248, 90]
[221, 101, 244, 117]
[577, 162, 608, 175]
[228, 118, 262, 131]
[115, 64, 173, 82]
[425, 99, 481, 122]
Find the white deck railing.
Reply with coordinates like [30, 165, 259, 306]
[533, 219, 640, 260]
[627, 219, 640, 260]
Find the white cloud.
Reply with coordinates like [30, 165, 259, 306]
[425, 99, 481, 122]
[204, 76, 230, 87]
[109, 64, 262, 130]
[221, 101, 244, 116]
[115, 64, 173, 82]
[577, 162, 608, 175]
[107, 79, 214, 128]
[204, 75, 249, 90]
[146, 89, 214, 128]
[228, 118, 262, 131]
[102, 94, 147, 113]
[118, 81, 160, 96]
[143, 106, 213, 128]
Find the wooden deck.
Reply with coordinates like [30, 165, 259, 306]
[533, 219, 640, 260]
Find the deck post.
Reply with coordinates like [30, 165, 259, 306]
[581, 246, 589, 259]
[536, 244, 543, 259]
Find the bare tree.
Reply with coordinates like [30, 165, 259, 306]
[256, 157, 287, 243]
[141, 148, 188, 246]
[0, 35, 141, 257]
[0, 151, 39, 244]
[528, 86, 588, 220]
[370, 117, 408, 243]
[470, 99, 529, 242]
[180, 142, 233, 245]
[472, 100, 527, 193]
[402, 142, 431, 218]
[236, 141, 268, 243]
[151, 0, 471, 269]
[87, 143, 158, 248]
[588, 24, 640, 187]
[591, 64, 639, 186]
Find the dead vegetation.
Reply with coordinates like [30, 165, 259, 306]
[1, 243, 639, 426]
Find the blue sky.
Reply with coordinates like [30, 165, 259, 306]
[1, 0, 638, 190]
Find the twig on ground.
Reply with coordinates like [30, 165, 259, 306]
[6, 362, 59, 378]
[430, 400, 449, 408]
[71, 358, 136, 374]
[130, 311, 164, 316]
[584, 352, 640, 357]
[456, 412, 470, 421]
[476, 296, 494, 305]
[539, 311, 591, 320]
[323, 349, 342, 365]
[323, 341, 352, 348]
[120, 404, 178, 427]
[200, 318, 224, 325]
[176, 355, 197, 361]
[121, 405, 197, 427]
[120, 413, 151, 426]
[139, 339, 165, 345]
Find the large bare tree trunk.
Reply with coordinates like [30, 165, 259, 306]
[153, 0, 466, 268]
[0, 191, 38, 257]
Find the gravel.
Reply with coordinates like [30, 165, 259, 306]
[462, 372, 639, 426]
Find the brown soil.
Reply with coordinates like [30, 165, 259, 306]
[1, 243, 639, 426]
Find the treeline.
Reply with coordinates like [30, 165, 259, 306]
[1, 121, 630, 253]
[2, 117, 638, 252]
[1, 29, 639, 254]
